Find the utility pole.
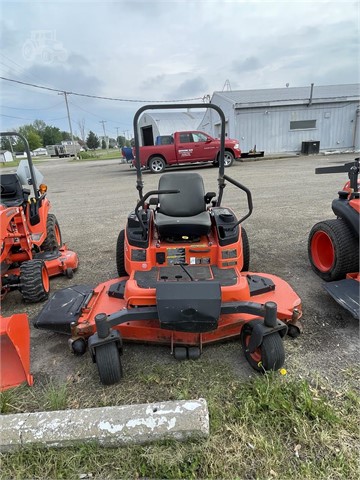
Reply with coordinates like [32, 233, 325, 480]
[100, 120, 109, 154]
[59, 91, 78, 160]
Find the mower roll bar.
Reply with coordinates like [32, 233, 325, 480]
[133, 103, 226, 201]
[315, 158, 359, 193]
[0, 131, 39, 200]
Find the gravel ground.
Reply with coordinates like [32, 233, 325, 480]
[1, 153, 359, 389]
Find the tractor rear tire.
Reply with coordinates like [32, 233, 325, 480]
[95, 342, 123, 385]
[42, 214, 62, 251]
[241, 226, 250, 271]
[20, 259, 50, 303]
[241, 324, 285, 372]
[116, 229, 127, 277]
[308, 218, 359, 281]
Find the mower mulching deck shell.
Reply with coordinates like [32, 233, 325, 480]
[35, 104, 303, 386]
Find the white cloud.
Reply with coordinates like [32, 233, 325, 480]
[0, 0, 358, 135]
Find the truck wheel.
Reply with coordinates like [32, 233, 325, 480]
[241, 226, 250, 271]
[149, 157, 166, 174]
[20, 259, 50, 303]
[116, 229, 128, 277]
[308, 218, 359, 281]
[224, 151, 234, 167]
[42, 214, 62, 251]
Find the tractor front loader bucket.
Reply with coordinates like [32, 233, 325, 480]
[0, 314, 33, 391]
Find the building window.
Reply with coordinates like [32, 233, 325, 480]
[290, 120, 316, 130]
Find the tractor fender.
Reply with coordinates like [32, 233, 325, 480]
[332, 198, 359, 236]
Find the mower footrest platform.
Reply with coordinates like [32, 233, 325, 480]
[34, 285, 93, 334]
[323, 278, 360, 319]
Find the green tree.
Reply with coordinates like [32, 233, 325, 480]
[101, 138, 106, 149]
[43, 126, 62, 146]
[116, 135, 126, 148]
[86, 131, 99, 150]
[17, 125, 42, 151]
[61, 131, 71, 141]
[32, 119, 47, 136]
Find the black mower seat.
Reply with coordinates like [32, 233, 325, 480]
[0, 174, 28, 207]
[155, 172, 211, 237]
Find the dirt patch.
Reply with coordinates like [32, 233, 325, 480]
[1, 154, 358, 390]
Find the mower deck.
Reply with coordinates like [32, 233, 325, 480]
[35, 267, 302, 346]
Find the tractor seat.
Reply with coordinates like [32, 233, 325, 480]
[0, 174, 28, 207]
[155, 172, 211, 237]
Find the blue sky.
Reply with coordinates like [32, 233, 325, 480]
[0, 0, 359, 140]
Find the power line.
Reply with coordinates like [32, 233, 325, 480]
[0, 113, 68, 121]
[0, 76, 204, 103]
[1, 102, 64, 110]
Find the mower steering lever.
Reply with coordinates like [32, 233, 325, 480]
[135, 189, 180, 238]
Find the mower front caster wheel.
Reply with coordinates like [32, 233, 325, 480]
[241, 325, 285, 372]
[95, 342, 123, 385]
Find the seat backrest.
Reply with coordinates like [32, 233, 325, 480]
[0, 174, 25, 206]
[158, 173, 206, 217]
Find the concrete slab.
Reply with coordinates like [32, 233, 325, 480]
[0, 398, 209, 452]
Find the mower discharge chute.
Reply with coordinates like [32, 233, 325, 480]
[0, 132, 78, 303]
[308, 158, 359, 319]
[35, 104, 303, 385]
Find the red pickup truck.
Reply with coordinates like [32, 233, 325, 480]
[133, 131, 241, 173]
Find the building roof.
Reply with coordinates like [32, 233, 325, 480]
[213, 84, 360, 107]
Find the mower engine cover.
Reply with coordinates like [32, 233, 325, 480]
[156, 281, 221, 332]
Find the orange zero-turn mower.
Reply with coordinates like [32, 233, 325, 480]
[0, 132, 78, 303]
[308, 158, 359, 319]
[0, 313, 33, 390]
[35, 104, 302, 385]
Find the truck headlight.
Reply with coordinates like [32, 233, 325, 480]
[234, 143, 240, 149]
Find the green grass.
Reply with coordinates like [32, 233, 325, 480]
[71, 150, 122, 161]
[1, 360, 359, 479]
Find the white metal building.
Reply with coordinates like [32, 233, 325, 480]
[198, 84, 360, 154]
[138, 110, 205, 146]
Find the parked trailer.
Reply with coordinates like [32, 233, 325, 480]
[46, 143, 80, 158]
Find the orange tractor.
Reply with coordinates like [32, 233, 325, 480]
[0, 131, 78, 391]
[308, 158, 359, 318]
[35, 104, 302, 385]
[0, 132, 78, 302]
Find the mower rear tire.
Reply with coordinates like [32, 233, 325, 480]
[241, 226, 250, 271]
[116, 229, 127, 277]
[241, 324, 285, 372]
[20, 259, 50, 303]
[149, 157, 166, 174]
[308, 218, 359, 281]
[42, 214, 62, 251]
[95, 342, 123, 385]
